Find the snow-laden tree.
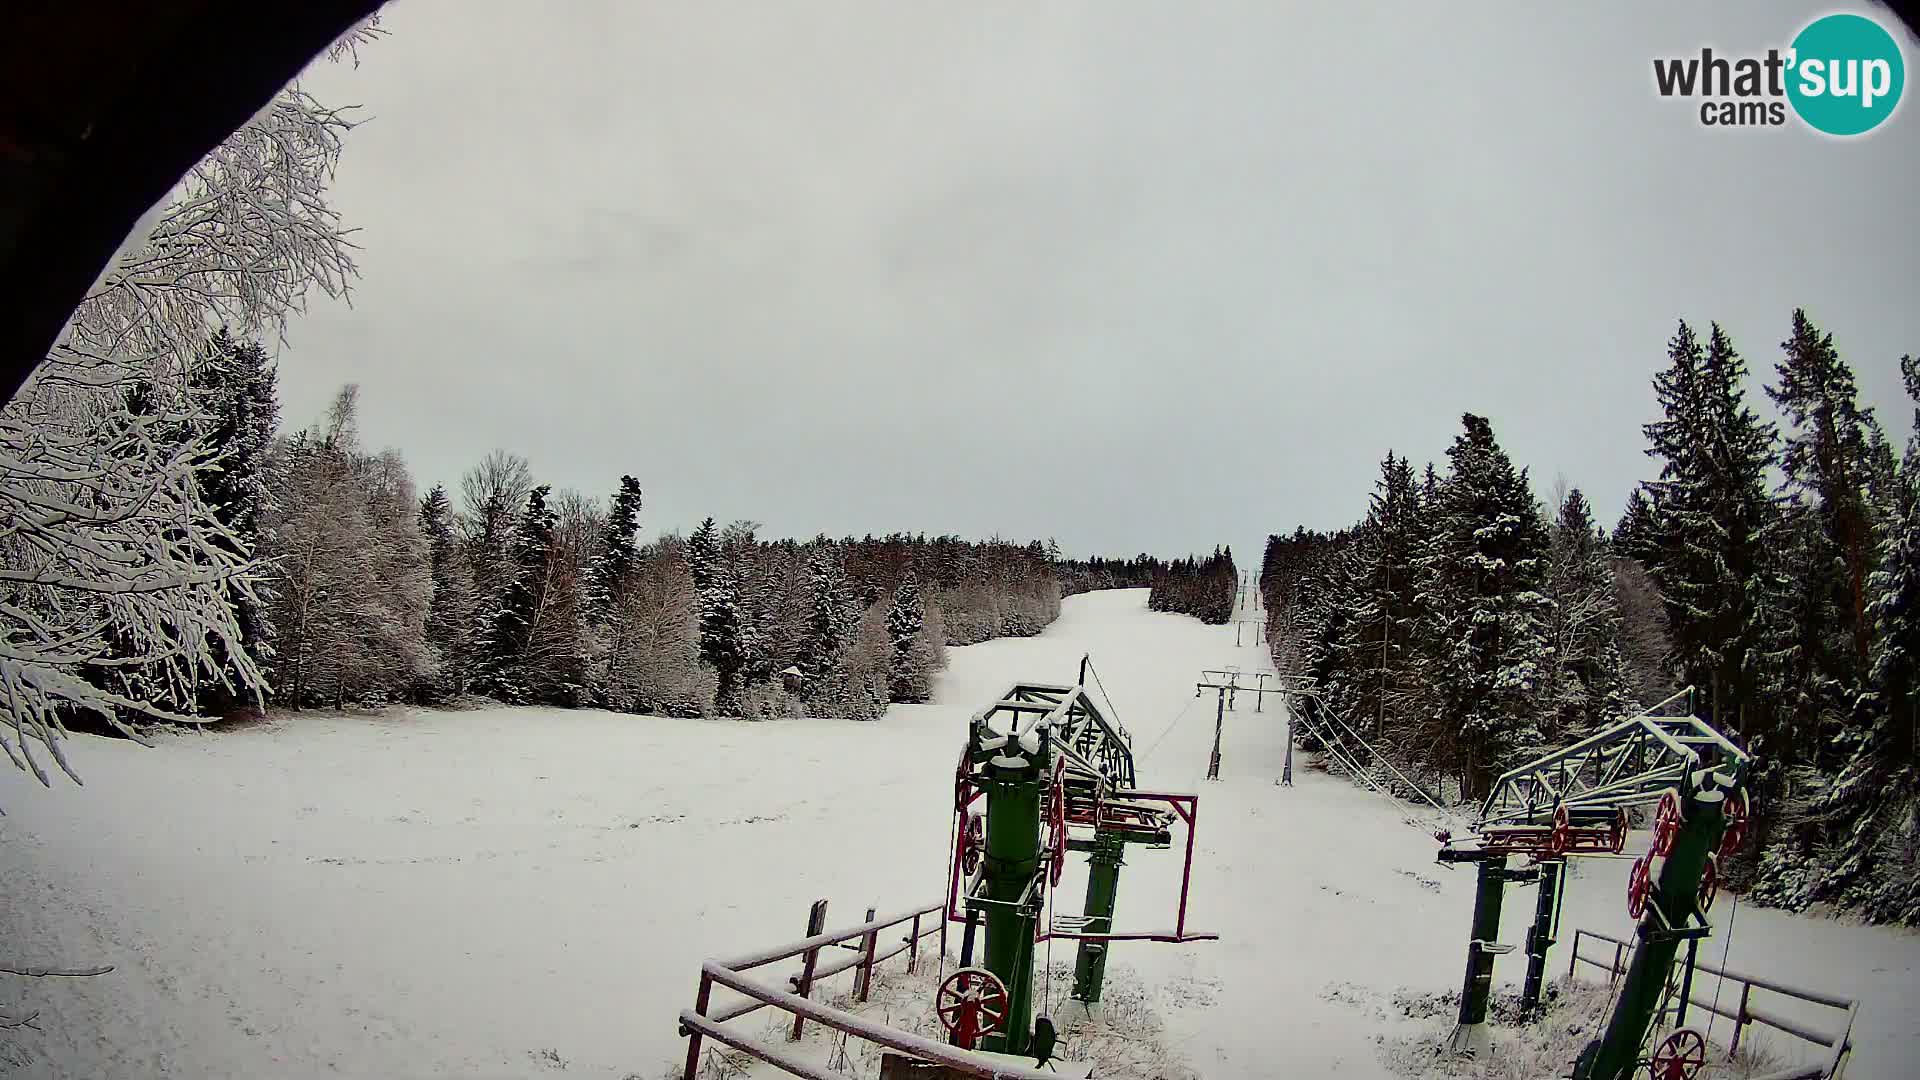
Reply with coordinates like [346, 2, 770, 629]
[1, 24, 377, 791]
[259, 387, 432, 708]
[1769, 310, 1880, 681]
[688, 517, 751, 715]
[1538, 489, 1633, 744]
[419, 484, 475, 699]
[800, 548, 856, 712]
[1419, 413, 1551, 798]
[887, 570, 930, 702]
[1643, 322, 1780, 734]
[1799, 355, 1920, 923]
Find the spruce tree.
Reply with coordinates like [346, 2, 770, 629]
[1768, 309, 1878, 684]
[887, 570, 928, 702]
[1808, 360, 1920, 922]
[688, 517, 749, 715]
[193, 328, 280, 709]
[801, 550, 856, 713]
[598, 476, 643, 599]
[1640, 321, 1779, 734]
[1541, 489, 1631, 744]
[1421, 413, 1550, 798]
[419, 484, 474, 698]
[474, 485, 556, 703]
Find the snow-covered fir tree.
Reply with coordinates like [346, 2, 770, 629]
[1420, 413, 1550, 798]
[887, 570, 929, 702]
[1639, 322, 1779, 736]
[688, 517, 751, 715]
[800, 548, 857, 713]
[1539, 489, 1634, 744]
[419, 484, 474, 698]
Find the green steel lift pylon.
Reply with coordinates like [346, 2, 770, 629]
[1431, 691, 1749, 1079]
[949, 668, 1216, 1056]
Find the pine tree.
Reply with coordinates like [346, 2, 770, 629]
[595, 476, 643, 612]
[474, 485, 556, 703]
[1334, 453, 1423, 738]
[192, 328, 280, 709]
[1540, 488, 1631, 744]
[1639, 321, 1779, 735]
[1421, 413, 1551, 798]
[801, 549, 856, 713]
[688, 517, 749, 715]
[887, 570, 929, 702]
[419, 484, 474, 698]
[1769, 310, 1879, 679]
[1807, 359, 1920, 922]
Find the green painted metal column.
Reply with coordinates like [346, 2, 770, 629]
[1521, 858, 1562, 1017]
[1070, 829, 1127, 1004]
[1578, 786, 1727, 1080]
[1444, 854, 1510, 1056]
[980, 760, 1043, 1055]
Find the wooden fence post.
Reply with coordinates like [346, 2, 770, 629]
[1731, 982, 1753, 1054]
[856, 906, 879, 1003]
[789, 899, 829, 1041]
[907, 912, 922, 974]
[681, 971, 713, 1080]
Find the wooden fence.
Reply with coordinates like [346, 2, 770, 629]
[678, 897, 1057, 1080]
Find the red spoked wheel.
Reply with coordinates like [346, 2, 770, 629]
[954, 747, 973, 813]
[1719, 789, 1749, 858]
[1611, 808, 1630, 855]
[937, 967, 1009, 1050]
[1653, 792, 1682, 857]
[1047, 782, 1068, 887]
[959, 811, 985, 877]
[1697, 853, 1719, 914]
[1645, 1028, 1707, 1080]
[1627, 852, 1654, 920]
[1550, 805, 1572, 857]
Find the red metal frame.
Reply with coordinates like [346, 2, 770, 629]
[945, 787, 1217, 944]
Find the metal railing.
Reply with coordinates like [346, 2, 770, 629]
[1567, 928, 1858, 1079]
[678, 898, 1057, 1080]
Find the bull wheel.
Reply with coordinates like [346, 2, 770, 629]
[1719, 789, 1749, 858]
[1550, 805, 1572, 856]
[1645, 1028, 1706, 1080]
[1047, 778, 1068, 887]
[1697, 853, 1719, 914]
[1611, 807, 1630, 855]
[936, 967, 1009, 1050]
[1627, 852, 1654, 920]
[1653, 791, 1682, 857]
[955, 747, 973, 813]
[959, 810, 985, 877]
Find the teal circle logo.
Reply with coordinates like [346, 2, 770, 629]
[1787, 13, 1905, 136]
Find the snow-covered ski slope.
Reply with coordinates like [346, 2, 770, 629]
[2, 589, 1915, 1078]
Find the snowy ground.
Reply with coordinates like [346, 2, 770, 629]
[2, 589, 1915, 1079]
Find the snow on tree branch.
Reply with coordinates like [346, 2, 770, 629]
[1, 43, 370, 801]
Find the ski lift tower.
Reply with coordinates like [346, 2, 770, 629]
[1435, 690, 1752, 1080]
[946, 660, 1216, 1056]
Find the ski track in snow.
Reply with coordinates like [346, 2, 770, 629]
[1, 589, 1915, 1078]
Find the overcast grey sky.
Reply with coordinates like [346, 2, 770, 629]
[283, 1, 1920, 564]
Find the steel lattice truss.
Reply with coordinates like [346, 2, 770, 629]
[970, 681, 1137, 791]
[1477, 710, 1750, 828]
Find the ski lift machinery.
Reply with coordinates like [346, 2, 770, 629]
[942, 656, 1217, 1057]
[1434, 689, 1753, 1080]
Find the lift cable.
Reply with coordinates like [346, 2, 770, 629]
[1137, 692, 1202, 765]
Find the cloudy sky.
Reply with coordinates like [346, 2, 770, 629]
[284, 1, 1920, 564]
